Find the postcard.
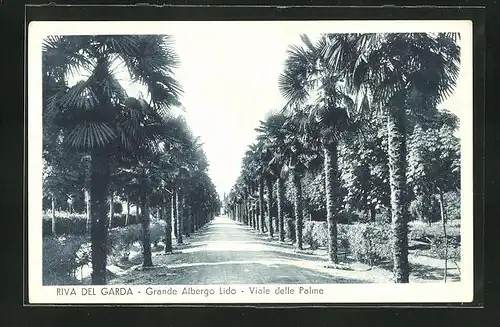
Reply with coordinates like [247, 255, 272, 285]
[28, 19, 474, 304]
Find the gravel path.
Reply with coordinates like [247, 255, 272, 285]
[109, 215, 460, 285]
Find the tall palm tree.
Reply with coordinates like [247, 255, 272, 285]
[244, 142, 268, 233]
[241, 149, 260, 230]
[43, 35, 182, 284]
[279, 34, 360, 262]
[255, 112, 291, 242]
[325, 32, 461, 282]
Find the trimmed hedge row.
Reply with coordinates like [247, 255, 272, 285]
[42, 214, 140, 236]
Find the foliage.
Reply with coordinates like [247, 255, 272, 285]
[408, 220, 461, 243]
[303, 221, 329, 250]
[42, 213, 139, 236]
[42, 214, 88, 236]
[430, 236, 461, 264]
[339, 114, 390, 220]
[407, 110, 460, 222]
[302, 171, 326, 215]
[42, 235, 89, 285]
[345, 223, 393, 266]
[43, 219, 167, 285]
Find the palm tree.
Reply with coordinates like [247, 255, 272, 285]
[279, 35, 360, 262]
[255, 112, 291, 242]
[321, 32, 461, 282]
[282, 114, 316, 250]
[43, 35, 182, 284]
[244, 143, 267, 233]
[241, 149, 260, 230]
[346, 33, 460, 283]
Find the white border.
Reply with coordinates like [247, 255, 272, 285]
[28, 20, 474, 304]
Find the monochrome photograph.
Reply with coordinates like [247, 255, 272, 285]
[28, 20, 474, 303]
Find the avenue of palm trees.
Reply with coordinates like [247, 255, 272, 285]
[42, 33, 461, 285]
[42, 35, 220, 285]
[225, 33, 461, 283]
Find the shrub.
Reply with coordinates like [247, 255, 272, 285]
[43, 216, 170, 284]
[301, 222, 355, 257]
[43, 213, 142, 236]
[150, 220, 166, 246]
[43, 214, 88, 236]
[107, 220, 165, 259]
[430, 236, 461, 263]
[408, 220, 461, 244]
[345, 223, 392, 266]
[108, 224, 142, 261]
[42, 235, 89, 285]
[303, 221, 328, 249]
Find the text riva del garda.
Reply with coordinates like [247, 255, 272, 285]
[56, 286, 324, 297]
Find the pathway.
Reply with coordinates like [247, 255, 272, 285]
[110, 215, 383, 285]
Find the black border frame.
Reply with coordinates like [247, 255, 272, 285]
[22, 3, 486, 312]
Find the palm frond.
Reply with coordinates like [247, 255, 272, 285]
[65, 121, 117, 150]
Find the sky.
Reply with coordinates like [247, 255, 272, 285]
[172, 31, 318, 199]
[72, 23, 468, 200]
[115, 29, 323, 199]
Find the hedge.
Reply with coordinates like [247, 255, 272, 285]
[345, 223, 392, 266]
[285, 219, 459, 266]
[42, 214, 140, 236]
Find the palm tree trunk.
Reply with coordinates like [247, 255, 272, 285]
[90, 147, 111, 285]
[293, 172, 303, 250]
[248, 193, 251, 226]
[387, 107, 410, 283]
[140, 195, 153, 267]
[259, 178, 265, 233]
[109, 190, 114, 229]
[266, 178, 274, 237]
[177, 189, 183, 244]
[164, 195, 173, 254]
[254, 186, 259, 230]
[171, 192, 176, 238]
[248, 197, 252, 228]
[51, 192, 56, 235]
[186, 205, 191, 237]
[125, 195, 130, 226]
[324, 143, 339, 264]
[437, 188, 448, 282]
[85, 189, 91, 232]
[253, 206, 257, 230]
[243, 193, 248, 225]
[277, 177, 285, 242]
